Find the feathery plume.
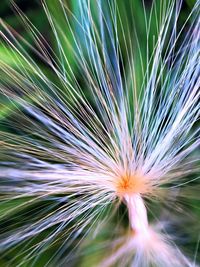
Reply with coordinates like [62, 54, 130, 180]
[0, 0, 199, 266]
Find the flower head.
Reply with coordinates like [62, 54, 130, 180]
[0, 0, 199, 266]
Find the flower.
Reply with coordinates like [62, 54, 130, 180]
[0, 0, 199, 266]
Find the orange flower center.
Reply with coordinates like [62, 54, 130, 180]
[116, 173, 150, 196]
